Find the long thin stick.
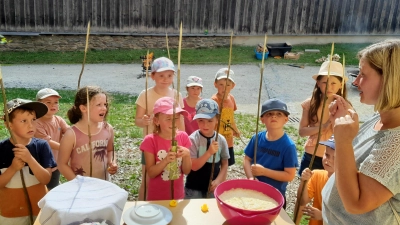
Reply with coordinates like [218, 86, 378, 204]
[77, 21, 91, 89]
[170, 22, 183, 200]
[86, 87, 93, 177]
[254, 33, 268, 165]
[143, 50, 150, 201]
[293, 43, 335, 222]
[341, 54, 345, 96]
[166, 33, 171, 59]
[207, 31, 233, 198]
[145, 50, 150, 135]
[0, 66, 33, 225]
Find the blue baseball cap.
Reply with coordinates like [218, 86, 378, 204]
[319, 135, 335, 150]
[193, 99, 219, 120]
[261, 99, 290, 116]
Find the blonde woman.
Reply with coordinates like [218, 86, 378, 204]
[323, 39, 400, 224]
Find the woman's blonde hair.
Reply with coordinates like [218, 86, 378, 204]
[357, 39, 400, 111]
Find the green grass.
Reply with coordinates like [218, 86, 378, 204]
[0, 43, 371, 65]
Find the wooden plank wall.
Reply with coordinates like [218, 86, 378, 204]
[0, 0, 399, 35]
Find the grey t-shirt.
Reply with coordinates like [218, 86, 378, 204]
[322, 113, 400, 225]
[189, 130, 230, 162]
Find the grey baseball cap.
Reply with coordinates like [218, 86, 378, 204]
[193, 99, 219, 120]
[261, 99, 290, 116]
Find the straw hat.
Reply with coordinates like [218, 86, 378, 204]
[312, 61, 348, 82]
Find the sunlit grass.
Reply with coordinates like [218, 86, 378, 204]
[0, 43, 370, 65]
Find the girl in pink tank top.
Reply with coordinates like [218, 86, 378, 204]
[58, 86, 118, 181]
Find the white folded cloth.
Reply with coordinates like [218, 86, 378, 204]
[38, 176, 128, 225]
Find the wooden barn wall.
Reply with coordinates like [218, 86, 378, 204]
[0, 0, 399, 35]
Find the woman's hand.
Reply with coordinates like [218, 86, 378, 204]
[329, 95, 352, 122]
[333, 109, 359, 144]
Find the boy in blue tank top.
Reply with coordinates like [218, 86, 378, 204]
[243, 99, 298, 209]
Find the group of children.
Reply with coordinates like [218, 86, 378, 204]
[0, 56, 350, 224]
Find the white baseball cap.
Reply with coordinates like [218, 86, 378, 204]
[215, 68, 235, 83]
[36, 88, 61, 100]
[151, 57, 175, 73]
[186, 76, 203, 88]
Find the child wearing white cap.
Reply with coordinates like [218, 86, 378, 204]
[35, 88, 69, 190]
[183, 76, 203, 135]
[211, 68, 240, 166]
[134, 57, 185, 200]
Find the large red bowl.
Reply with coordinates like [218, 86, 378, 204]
[214, 179, 284, 225]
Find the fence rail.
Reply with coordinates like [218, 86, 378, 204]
[1, 0, 399, 35]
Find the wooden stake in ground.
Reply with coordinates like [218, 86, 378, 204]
[293, 43, 335, 223]
[77, 21, 91, 89]
[169, 22, 183, 200]
[207, 31, 233, 198]
[0, 66, 34, 225]
[253, 33, 268, 165]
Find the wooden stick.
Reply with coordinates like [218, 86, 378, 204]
[207, 31, 233, 198]
[169, 22, 183, 200]
[341, 54, 345, 96]
[293, 43, 335, 223]
[0, 66, 34, 225]
[77, 21, 91, 89]
[145, 50, 150, 135]
[143, 50, 150, 201]
[253, 33, 268, 165]
[166, 33, 171, 59]
[86, 87, 93, 177]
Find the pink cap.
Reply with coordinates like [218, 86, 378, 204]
[153, 97, 188, 117]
